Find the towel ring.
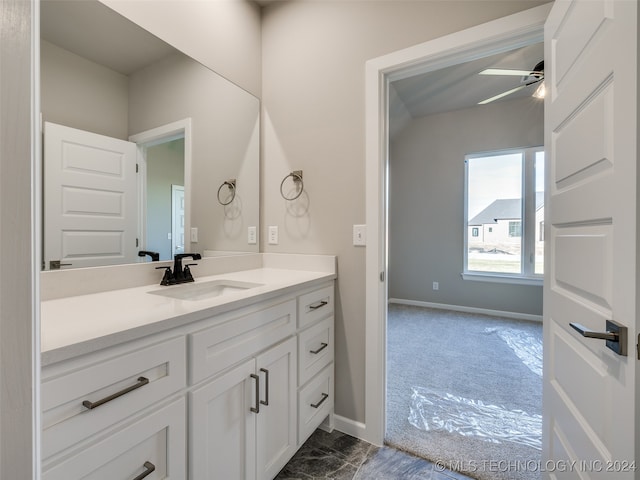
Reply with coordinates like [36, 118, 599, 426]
[280, 170, 304, 201]
[217, 179, 236, 206]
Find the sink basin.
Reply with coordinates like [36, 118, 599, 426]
[148, 279, 263, 301]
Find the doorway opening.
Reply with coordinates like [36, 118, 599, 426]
[363, 0, 552, 467]
[130, 118, 192, 262]
[384, 42, 544, 478]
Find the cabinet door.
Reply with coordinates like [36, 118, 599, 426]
[255, 337, 297, 480]
[189, 359, 256, 480]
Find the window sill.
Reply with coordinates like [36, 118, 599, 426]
[461, 272, 543, 286]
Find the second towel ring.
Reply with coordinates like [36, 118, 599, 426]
[280, 170, 304, 201]
[217, 179, 236, 206]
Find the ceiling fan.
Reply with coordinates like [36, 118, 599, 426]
[477, 60, 545, 105]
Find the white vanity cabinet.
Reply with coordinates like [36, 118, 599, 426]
[41, 277, 335, 480]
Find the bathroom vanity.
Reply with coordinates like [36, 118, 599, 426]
[40, 254, 336, 479]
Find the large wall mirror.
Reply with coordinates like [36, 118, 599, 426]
[40, 0, 260, 270]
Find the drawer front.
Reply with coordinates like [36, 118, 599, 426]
[298, 364, 334, 445]
[42, 335, 186, 460]
[297, 284, 334, 329]
[43, 397, 186, 480]
[298, 316, 334, 386]
[189, 299, 296, 384]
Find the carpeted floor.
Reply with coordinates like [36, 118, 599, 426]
[385, 304, 543, 480]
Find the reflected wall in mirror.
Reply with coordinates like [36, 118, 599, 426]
[40, 0, 260, 270]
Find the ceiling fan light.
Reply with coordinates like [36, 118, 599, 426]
[479, 68, 533, 76]
[533, 81, 546, 99]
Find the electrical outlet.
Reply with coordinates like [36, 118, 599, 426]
[268, 226, 279, 245]
[190, 227, 198, 243]
[353, 224, 366, 246]
[433, 281, 439, 291]
[248, 226, 257, 245]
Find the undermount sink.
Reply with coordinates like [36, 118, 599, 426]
[148, 279, 263, 301]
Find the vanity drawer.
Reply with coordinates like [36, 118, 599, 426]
[41, 335, 186, 460]
[298, 316, 334, 386]
[298, 364, 334, 445]
[189, 299, 296, 384]
[43, 397, 186, 480]
[297, 284, 334, 329]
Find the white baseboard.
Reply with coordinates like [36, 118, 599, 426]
[332, 414, 373, 444]
[388, 298, 542, 322]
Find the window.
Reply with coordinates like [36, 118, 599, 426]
[508, 221, 521, 237]
[464, 147, 544, 282]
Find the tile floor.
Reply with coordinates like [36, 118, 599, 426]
[276, 429, 474, 480]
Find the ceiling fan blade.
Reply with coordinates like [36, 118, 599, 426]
[478, 84, 528, 105]
[479, 68, 534, 76]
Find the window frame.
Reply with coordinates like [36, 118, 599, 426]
[462, 146, 544, 285]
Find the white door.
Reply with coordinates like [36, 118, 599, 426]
[171, 184, 185, 255]
[544, 0, 637, 476]
[44, 122, 138, 269]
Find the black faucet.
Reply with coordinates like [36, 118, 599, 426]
[173, 253, 202, 283]
[138, 250, 160, 262]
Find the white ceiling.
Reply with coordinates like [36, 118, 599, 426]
[40, 0, 176, 75]
[390, 42, 544, 118]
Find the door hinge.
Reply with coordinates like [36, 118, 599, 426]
[136, 238, 139, 247]
[136, 163, 139, 173]
[380, 271, 385, 282]
[637, 334, 640, 360]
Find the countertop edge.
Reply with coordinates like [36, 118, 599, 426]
[42, 272, 336, 366]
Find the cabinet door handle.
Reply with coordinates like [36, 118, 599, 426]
[309, 300, 328, 310]
[260, 368, 269, 406]
[310, 342, 328, 355]
[82, 376, 149, 410]
[132, 461, 155, 480]
[250, 373, 260, 414]
[310, 393, 329, 409]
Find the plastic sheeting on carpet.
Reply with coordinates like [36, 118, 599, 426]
[409, 387, 542, 450]
[484, 327, 543, 377]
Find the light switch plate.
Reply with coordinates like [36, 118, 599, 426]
[353, 224, 366, 246]
[190, 227, 198, 243]
[248, 226, 257, 245]
[268, 226, 279, 245]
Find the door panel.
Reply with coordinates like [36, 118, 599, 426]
[44, 122, 138, 269]
[544, 0, 637, 477]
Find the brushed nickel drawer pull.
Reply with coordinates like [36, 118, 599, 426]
[310, 343, 328, 355]
[82, 376, 149, 410]
[309, 300, 328, 310]
[310, 393, 329, 409]
[132, 461, 155, 480]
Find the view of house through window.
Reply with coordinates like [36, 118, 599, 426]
[465, 147, 544, 278]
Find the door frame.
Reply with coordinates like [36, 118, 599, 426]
[129, 118, 192, 258]
[363, 4, 552, 446]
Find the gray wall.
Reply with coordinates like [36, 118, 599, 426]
[261, 0, 549, 425]
[100, 0, 262, 98]
[389, 96, 544, 316]
[41, 40, 129, 139]
[129, 52, 260, 254]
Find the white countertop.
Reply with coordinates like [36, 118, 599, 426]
[41, 267, 335, 366]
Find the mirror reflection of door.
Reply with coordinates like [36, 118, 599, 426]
[43, 122, 138, 270]
[144, 138, 185, 261]
[171, 185, 185, 256]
